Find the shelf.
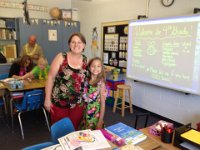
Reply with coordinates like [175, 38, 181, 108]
[0, 40, 16, 44]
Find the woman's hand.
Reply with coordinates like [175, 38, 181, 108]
[44, 99, 52, 112]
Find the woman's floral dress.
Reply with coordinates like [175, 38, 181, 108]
[51, 52, 87, 108]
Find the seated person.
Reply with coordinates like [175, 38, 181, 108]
[20, 35, 44, 65]
[9, 55, 33, 78]
[19, 56, 50, 80]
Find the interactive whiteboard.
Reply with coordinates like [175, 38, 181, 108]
[127, 15, 200, 95]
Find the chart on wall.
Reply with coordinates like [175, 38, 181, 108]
[102, 21, 128, 70]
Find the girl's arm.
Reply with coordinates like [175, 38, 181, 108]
[44, 53, 64, 112]
[96, 81, 106, 129]
[19, 71, 34, 80]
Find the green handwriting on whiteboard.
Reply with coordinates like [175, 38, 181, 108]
[134, 23, 192, 38]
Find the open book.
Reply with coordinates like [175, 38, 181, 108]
[58, 129, 111, 150]
[105, 122, 147, 145]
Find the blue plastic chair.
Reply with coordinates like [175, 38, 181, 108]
[51, 117, 75, 144]
[13, 89, 50, 140]
[21, 142, 54, 150]
[22, 117, 75, 150]
[0, 73, 8, 80]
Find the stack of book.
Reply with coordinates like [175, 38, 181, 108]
[105, 122, 147, 145]
[42, 130, 111, 150]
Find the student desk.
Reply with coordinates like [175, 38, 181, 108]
[2, 79, 46, 129]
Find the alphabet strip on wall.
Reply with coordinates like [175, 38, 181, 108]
[0, 1, 48, 12]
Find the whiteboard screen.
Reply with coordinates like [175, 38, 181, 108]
[127, 15, 200, 95]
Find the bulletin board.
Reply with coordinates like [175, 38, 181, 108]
[101, 20, 128, 71]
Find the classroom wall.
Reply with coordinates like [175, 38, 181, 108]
[72, 0, 200, 128]
[0, 0, 71, 19]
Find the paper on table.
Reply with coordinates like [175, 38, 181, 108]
[180, 142, 200, 150]
[181, 129, 200, 144]
[58, 130, 111, 150]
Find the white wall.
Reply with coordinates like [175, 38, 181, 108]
[72, 0, 200, 128]
[0, 0, 71, 19]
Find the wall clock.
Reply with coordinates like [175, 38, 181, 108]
[161, 0, 175, 7]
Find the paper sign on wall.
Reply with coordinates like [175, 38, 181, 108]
[48, 29, 57, 41]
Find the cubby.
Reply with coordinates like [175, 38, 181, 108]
[0, 17, 17, 63]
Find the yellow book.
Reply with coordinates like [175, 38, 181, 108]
[181, 129, 200, 144]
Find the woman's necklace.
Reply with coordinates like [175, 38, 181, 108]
[25, 43, 38, 56]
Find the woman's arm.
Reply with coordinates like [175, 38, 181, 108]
[44, 53, 64, 112]
[96, 82, 106, 129]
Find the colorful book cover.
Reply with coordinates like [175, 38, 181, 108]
[105, 122, 147, 145]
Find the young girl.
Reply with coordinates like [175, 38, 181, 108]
[9, 55, 33, 78]
[19, 56, 50, 80]
[79, 57, 107, 130]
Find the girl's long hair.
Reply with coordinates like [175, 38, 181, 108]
[19, 55, 33, 72]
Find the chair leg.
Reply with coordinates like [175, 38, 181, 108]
[113, 89, 119, 113]
[2, 96, 7, 115]
[128, 89, 133, 114]
[134, 112, 150, 129]
[18, 112, 24, 140]
[10, 98, 14, 129]
[121, 90, 125, 117]
[42, 107, 50, 131]
[144, 113, 149, 127]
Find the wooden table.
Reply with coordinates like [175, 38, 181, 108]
[105, 128, 181, 150]
[2, 79, 46, 129]
[140, 128, 180, 150]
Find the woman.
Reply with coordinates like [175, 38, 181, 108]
[9, 55, 33, 78]
[44, 32, 88, 130]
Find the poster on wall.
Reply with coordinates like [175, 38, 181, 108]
[102, 20, 128, 71]
[48, 29, 57, 41]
